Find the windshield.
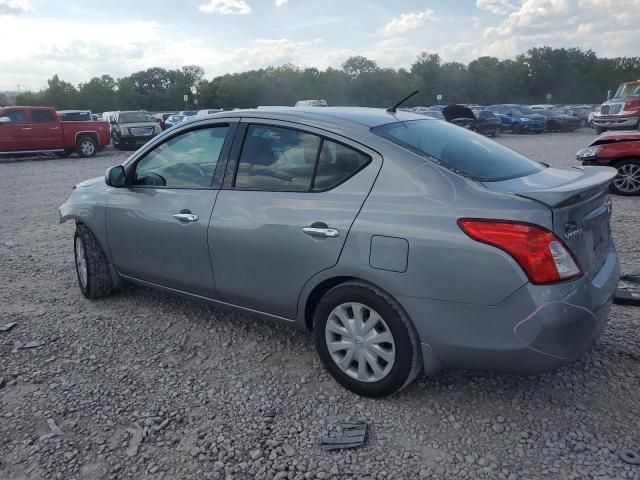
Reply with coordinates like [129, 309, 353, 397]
[372, 119, 545, 182]
[613, 82, 640, 98]
[170, 115, 184, 122]
[119, 112, 154, 123]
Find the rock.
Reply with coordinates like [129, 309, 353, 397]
[492, 424, 505, 434]
[190, 447, 200, 457]
[22, 340, 44, 349]
[125, 428, 143, 457]
[47, 418, 64, 436]
[282, 444, 296, 457]
[249, 449, 262, 460]
[0, 322, 17, 332]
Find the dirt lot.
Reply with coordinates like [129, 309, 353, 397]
[1, 130, 639, 480]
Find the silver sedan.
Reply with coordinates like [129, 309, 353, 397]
[60, 107, 620, 397]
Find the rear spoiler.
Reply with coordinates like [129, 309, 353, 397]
[515, 166, 617, 208]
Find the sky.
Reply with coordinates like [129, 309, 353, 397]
[1, 0, 639, 91]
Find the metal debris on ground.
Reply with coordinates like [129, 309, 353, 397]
[320, 421, 368, 451]
[614, 288, 640, 306]
[0, 322, 17, 332]
[619, 449, 640, 465]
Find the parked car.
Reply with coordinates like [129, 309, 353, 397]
[110, 111, 161, 149]
[196, 109, 223, 117]
[101, 111, 117, 125]
[57, 110, 93, 122]
[554, 107, 589, 128]
[60, 107, 619, 397]
[154, 112, 177, 130]
[530, 105, 557, 111]
[442, 104, 501, 137]
[577, 130, 640, 195]
[164, 114, 185, 129]
[486, 105, 546, 134]
[0, 106, 110, 157]
[535, 109, 583, 132]
[295, 99, 328, 107]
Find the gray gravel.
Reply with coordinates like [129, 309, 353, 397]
[1, 130, 639, 480]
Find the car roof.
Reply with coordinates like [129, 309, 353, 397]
[211, 106, 432, 131]
[592, 130, 640, 144]
[57, 110, 90, 113]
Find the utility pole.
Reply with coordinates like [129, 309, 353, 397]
[16, 84, 22, 94]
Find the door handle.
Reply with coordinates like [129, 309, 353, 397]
[303, 226, 340, 238]
[173, 213, 199, 223]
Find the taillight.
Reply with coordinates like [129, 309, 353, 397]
[458, 219, 581, 284]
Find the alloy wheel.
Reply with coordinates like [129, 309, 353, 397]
[614, 163, 640, 194]
[81, 140, 95, 156]
[324, 302, 396, 382]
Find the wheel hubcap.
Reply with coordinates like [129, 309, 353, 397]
[614, 164, 640, 193]
[75, 237, 88, 288]
[81, 140, 95, 155]
[324, 302, 396, 383]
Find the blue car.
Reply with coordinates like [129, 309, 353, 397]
[486, 104, 546, 134]
[164, 114, 185, 130]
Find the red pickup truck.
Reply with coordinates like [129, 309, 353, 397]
[0, 106, 110, 158]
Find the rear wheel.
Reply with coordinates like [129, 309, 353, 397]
[76, 136, 97, 158]
[313, 282, 421, 397]
[74, 225, 113, 298]
[610, 159, 640, 196]
[492, 126, 500, 137]
[512, 123, 522, 134]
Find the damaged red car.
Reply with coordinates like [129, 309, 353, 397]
[577, 130, 640, 195]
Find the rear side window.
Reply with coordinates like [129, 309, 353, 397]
[313, 140, 370, 191]
[133, 126, 229, 188]
[235, 125, 320, 191]
[3, 110, 28, 123]
[372, 119, 544, 182]
[32, 110, 55, 123]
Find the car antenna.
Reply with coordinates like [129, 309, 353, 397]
[386, 90, 420, 113]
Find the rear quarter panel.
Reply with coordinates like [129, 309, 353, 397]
[62, 120, 111, 147]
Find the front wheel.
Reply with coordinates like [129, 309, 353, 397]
[610, 159, 640, 196]
[76, 137, 97, 158]
[74, 225, 113, 298]
[492, 126, 500, 137]
[512, 123, 522, 134]
[313, 282, 422, 397]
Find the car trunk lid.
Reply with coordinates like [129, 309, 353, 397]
[483, 166, 617, 277]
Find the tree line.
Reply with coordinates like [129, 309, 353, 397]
[12, 47, 640, 113]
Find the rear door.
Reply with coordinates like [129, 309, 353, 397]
[31, 109, 64, 149]
[210, 120, 382, 319]
[0, 109, 31, 151]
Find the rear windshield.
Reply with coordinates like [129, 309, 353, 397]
[372, 119, 545, 182]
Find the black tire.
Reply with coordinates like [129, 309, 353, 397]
[534, 130, 542, 134]
[609, 159, 640, 196]
[492, 126, 500, 137]
[512, 123, 522, 134]
[313, 282, 422, 398]
[76, 136, 97, 158]
[596, 128, 605, 135]
[74, 224, 113, 299]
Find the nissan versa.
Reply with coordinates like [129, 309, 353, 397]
[59, 107, 620, 397]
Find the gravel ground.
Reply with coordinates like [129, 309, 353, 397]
[1, 130, 639, 480]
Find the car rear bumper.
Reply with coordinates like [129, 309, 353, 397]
[592, 116, 639, 129]
[399, 243, 619, 375]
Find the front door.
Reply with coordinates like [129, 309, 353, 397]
[210, 121, 381, 319]
[106, 122, 236, 298]
[0, 109, 31, 151]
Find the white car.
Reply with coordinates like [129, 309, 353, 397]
[295, 99, 328, 107]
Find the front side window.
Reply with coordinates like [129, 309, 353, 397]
[133, 126, 229, 188]
[3, 110, 28, 123]
[313, 140, 370, 191]
[32, 110, 55, 123]
[235, 125, 320, 191]
[372, 119, 545, 182]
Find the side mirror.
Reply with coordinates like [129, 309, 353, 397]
[0, 117, 11, 124]
[105, 165, 126, 188]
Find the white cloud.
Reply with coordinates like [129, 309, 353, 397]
[476, 0, 518, 15]
[0, 0, 32, 15]
[379, 10, 434, 37]
[198, 0, 251, 15]
[275, 0, 288, 6]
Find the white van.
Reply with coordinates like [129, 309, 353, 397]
[294, 99, 328, 107]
